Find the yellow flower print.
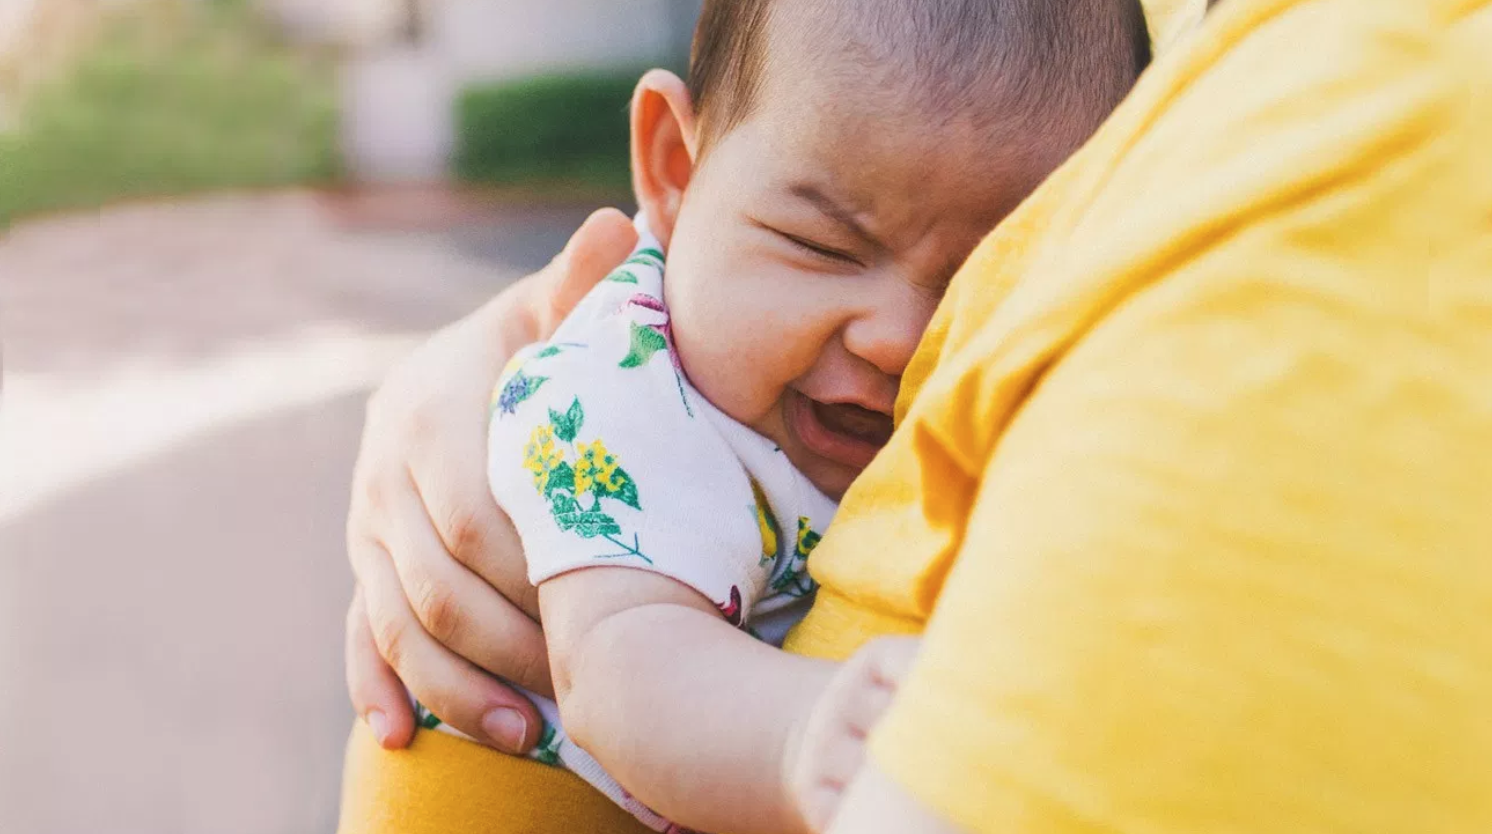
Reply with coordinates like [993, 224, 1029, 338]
[796, 517, 822, 559]
[750, 478, 781, 565]
[768, 517, 820, 598]
[520, 396, 645, 560]
[523, 424, 563, 491]
[575, 439, 622, 496]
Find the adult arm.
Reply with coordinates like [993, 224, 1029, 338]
[345, 209, 638, 751]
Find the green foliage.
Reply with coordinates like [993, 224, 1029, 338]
[0, 2, 339, 228]
[453, 71, 637, 194]
[620, 321, 669, 368]
[548, 398, 586, 443]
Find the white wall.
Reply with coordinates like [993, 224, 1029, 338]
[342, 46, 456, 181]
[343, 0, 702, 182]
[259, 0, 407, 48]
[0, 0, 40, 60]
[432, 0, 697, 82]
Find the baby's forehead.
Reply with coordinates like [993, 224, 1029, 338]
[739, 38, 1028, 198]
[712, 89, 1033, 261]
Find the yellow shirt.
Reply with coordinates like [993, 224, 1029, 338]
[786, 0, 1492, 831]
[339, 2, 1492, 832]
[1141, 0, 1207, 52]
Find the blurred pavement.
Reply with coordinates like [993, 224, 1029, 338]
[0, 192, 599, 834]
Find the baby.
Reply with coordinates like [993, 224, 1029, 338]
[423, 0, 1150, 831]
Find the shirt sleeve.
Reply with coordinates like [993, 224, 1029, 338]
[487, 266, 774, 618]
[867, 7, 1492, 833]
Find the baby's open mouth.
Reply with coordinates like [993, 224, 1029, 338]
[786, 390, 894, 473]
[810, 399, 894, 447]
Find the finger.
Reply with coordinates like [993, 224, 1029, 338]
[407, 450, 541, 622]
[811, 718, 872, 785]
[360, 537, 544, 754]
[831, 640, 917, 737]
[450, 502, 541, 623]
[541, 208, 638, 325]
[836, 664, 899, 738]
[345, 585, 416, 749]
[793, 676, 877, 799]
[800, 784, 845, 834]
[864, 636, 921, 687]
[387, 474, 553, 694]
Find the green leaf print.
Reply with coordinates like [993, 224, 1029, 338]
[549, 397, 585, 442]
[605, 268, 640, 284]
[416, 705, 443, 730]
[770, 517, 822, 598]
[565, 398, 584, 433]
[620, 322, 669, 369]
[606, 466, 641, 511]
[796, 520, 822, 558]
[522, 397, 652, 563]
[544, 462, 576, 497]
[533, 722, 562, 767]
[630, 247, 664, 268]
[550, 492, 581, 519]
[556, 509, 622, 538]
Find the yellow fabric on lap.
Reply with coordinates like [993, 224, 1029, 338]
[338, 723, 653, 834]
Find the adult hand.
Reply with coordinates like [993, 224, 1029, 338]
[787, 638, 920, 833]
[345, 209, 638, 753]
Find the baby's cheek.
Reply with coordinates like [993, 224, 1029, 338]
[671, 291, 792, 423]
[664, 243, 837, 424]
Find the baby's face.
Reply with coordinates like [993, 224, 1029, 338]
[662, 66, 1031, 498]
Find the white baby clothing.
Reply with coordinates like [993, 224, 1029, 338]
[416, 216, 836, 832]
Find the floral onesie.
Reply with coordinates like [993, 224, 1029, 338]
[415, 215, 836, 832]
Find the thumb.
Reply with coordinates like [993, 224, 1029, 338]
[543, 208, 638, 327]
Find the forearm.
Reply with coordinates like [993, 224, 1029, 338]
[560, 603, 833, 834]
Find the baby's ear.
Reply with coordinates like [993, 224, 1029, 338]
[629, 69, 699, 250]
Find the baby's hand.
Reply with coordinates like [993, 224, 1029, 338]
[786, 637, 921, 833]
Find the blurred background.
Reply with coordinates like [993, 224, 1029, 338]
[0, 1, 699, 831]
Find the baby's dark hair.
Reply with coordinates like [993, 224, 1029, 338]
[687, 0, 1151, 155]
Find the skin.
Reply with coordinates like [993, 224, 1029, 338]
[537, 34, 1028, 827]
[826, 763, 965, 834]
[346, 3, 1033, 757]
[345, 3, 1101, 831]
[787, 638, 923, 832]
[657, 12, 1026, 498]
[345, 209, 640, 752]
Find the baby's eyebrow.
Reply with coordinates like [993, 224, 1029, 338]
[786, 182, 883, 250]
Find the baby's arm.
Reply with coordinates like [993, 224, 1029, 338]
[541, 566, 836, 834]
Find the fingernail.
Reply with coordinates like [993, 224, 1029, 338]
[482, 707, 528, 752]
[367, 710, 390, 746]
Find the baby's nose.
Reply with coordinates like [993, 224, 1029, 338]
[841, 289, 937, 378]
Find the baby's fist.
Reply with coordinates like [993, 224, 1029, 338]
[787, 637, 921, 833]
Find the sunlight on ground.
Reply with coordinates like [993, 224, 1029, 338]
[0, 324, 420, 525]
